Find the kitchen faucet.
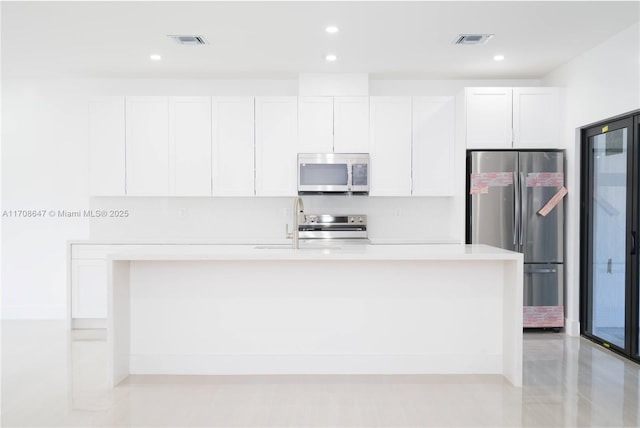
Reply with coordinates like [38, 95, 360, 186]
[285, 196, 305, 249]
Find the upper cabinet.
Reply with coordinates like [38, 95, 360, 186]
[212, 97, 255, 196]
[298, 96, 369, 153]
[298, 97, 333, 152]
[126, 96, 212, 196]
[334, 97, 369, 153]
[465, 88, 512, 149]
[465, 87, 560, 149]
[255, 97, 298, 196]
[512, 88, 561, 148]
[169, 97, 212, 196]
[89, 93, 458, 199]
[369, 97, 412, 196]
[412, 96, 455, 196]
[89, 96, 126, 196]
[125, 96, 170, 196]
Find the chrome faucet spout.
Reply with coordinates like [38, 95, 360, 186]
[286, 196, 305, 249]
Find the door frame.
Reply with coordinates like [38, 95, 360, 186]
[580, 113, 639, 362]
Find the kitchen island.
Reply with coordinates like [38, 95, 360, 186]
[107, 244, 523, 387]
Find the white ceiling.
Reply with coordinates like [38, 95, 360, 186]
[2, 1, 639, 80]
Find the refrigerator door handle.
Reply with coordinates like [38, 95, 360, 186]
[513, 171, 519, 246]
[519, 172, 526, 247]
[632, 231, 637, 255]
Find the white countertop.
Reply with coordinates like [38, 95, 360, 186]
[104, 243, 522, 262]
[69, 238, 460, 245]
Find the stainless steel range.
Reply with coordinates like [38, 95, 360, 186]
[298, 214, 368, 241]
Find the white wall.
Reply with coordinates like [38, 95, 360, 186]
[542, 22, 640, 336]
[1, 78, 297, 319]
[2, 76, 538, 319]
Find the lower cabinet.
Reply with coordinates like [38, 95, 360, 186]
[71, 258, 107, 328]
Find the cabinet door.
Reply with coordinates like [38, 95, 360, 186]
[71, 259, 107, 319]
[412, 96, 455, 196]
[298, 97, 333, 153]
[169, 97, 212, 196]
[334, 96, 369, 153]
[465, 88, 513, 149]
[212, 97, 255, 196]
[369, 97, 412, 196]
[255, 97, 298, 196]
[88, 97, 126, 196]
[513, 87, 560, 149]
[125, 97, 169, 195]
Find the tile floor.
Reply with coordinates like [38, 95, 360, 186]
[1, 321, 639, 427]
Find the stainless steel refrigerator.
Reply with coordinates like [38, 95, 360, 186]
[466, 150, 565, 328]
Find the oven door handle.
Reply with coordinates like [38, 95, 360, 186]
[525, 268, 557, 274]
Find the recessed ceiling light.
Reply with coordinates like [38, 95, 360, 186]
[494, 54, 505, 61]
[150, 54, 162, 61]
[325, 26, 339, 34]
[325, 54, 337, 62]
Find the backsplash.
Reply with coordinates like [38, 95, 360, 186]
[89, 196, 460, 243]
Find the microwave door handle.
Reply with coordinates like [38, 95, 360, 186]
[347, 162, 352, 191]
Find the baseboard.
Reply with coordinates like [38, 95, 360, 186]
[72, 318, 107, 329]
[129, 353, 504, 376]
[565, 318, 580, 336]
[1, 305, 66, 320]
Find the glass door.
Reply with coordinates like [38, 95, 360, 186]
[635, 115, 640, 361]
[582, 115, 638, 362]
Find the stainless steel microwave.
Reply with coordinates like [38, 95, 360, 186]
[297, 153, 369, 194]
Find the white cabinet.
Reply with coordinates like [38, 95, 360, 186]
[298, 97, 333, 152]
[334, 97, 369, 153]
[412, 96, 456, 196]
[126, 96, 213, 196]
[512, 87, 560, 148]
[255, 97, 298, 196]
[298, 96, 369, 153]
[125, 96, 170, 196]
[465, 88, 513, 149]
[71, 259, 107, 321]
[369, 97, 412, 196]
[88, 96, 126, 196]
[212, 97, 255, 196]
[169, 97, 212, 196]
[465, 87, 560, 149]
[70, 245, 112, 328]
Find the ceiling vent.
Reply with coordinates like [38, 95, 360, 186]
[168, 35, 208, 45]
[454, 34, 493, 45]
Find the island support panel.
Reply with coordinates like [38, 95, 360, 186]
[109, 258, 522, 386]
